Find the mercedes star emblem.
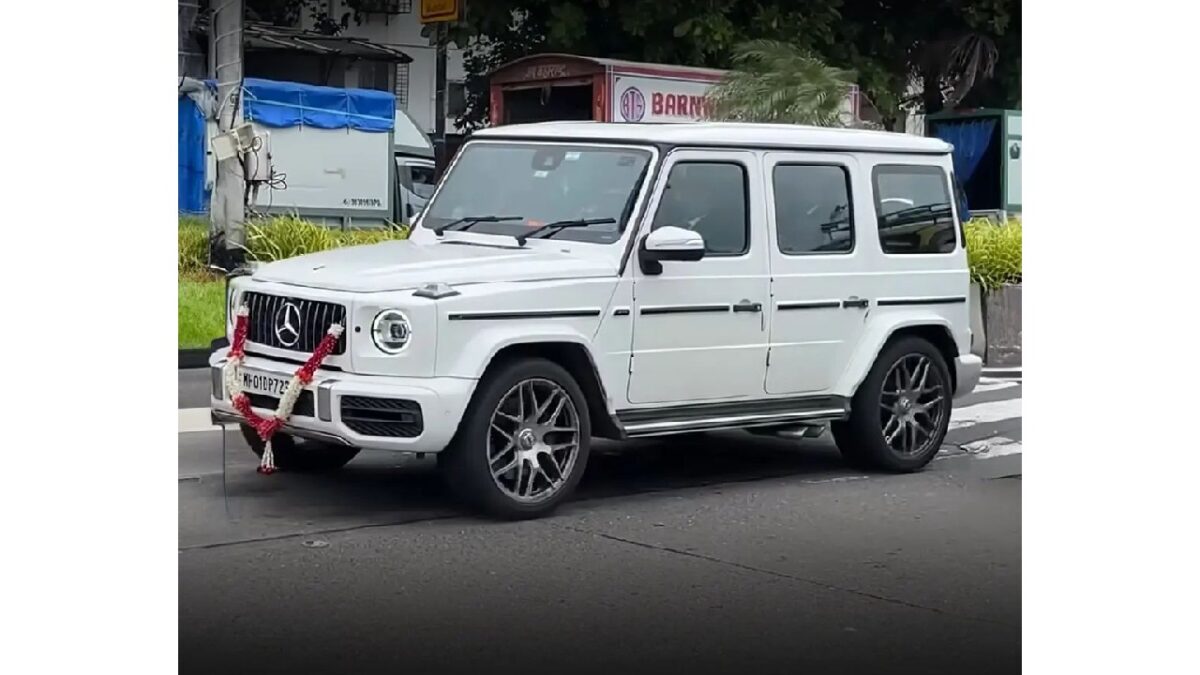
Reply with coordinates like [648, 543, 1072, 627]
[274, 302, 303, 347]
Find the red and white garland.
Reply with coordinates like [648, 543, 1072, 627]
[223, 305, 344, 474]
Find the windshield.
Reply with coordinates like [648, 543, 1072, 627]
[421, 142, 653, 244]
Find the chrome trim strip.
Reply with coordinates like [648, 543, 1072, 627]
[210, 409, 356, 447]
[623, 408, 848, 437]
[210, 365, 224, 400]
[317, 380, 337, 422]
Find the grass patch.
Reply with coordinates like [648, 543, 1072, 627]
[177, 214, 409, 349]
[179, 275, 225, 349]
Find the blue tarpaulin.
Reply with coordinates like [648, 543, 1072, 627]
[933, 119, 997, 185]
[241, 78, 395, 132]
[178, 95, 209, 214]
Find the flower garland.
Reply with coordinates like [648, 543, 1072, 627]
[223, 305, 345, 474]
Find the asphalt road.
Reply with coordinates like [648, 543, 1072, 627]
[179, 369, 1021, 675]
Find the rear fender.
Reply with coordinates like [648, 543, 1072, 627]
[833, 313, 957, 398]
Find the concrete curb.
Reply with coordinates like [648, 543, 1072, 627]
[179, 350, 209, 369]
[179, 338, 227, 369]
[982, 366, 1022, 380]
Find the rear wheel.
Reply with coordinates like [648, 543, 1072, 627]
[832, 337, 952, 472]
[239, 425, 360, 472]
[439, 358, 591, 520]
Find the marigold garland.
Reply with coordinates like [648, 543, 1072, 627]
[222, 305, 344, 474]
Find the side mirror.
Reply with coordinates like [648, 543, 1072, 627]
[638, 225, 705, 275]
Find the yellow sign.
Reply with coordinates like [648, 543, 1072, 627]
[420, 0, 460, 23]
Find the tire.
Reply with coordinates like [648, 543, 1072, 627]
[439, 357, 592, 520]
[239, 425, 360, 472]
[832, 336, 953, 472]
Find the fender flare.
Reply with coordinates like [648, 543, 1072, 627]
[440, 324, 625, 439]
[834, 314, 957, 398]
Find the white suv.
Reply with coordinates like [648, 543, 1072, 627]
[210, 122, 982, 519]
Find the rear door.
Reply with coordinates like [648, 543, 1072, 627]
[763, 152, 872, 395]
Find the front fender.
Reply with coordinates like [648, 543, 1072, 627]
[832, 312, 957, 398]
[436, 319, 603, 380]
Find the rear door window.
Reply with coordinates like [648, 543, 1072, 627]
[772, 164, 854, 254]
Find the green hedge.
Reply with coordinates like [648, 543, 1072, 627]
[178, 214, 409, 276]
[964, 217, 1022, 291]
[180, 214, 1021, 288]
[178, 216, 210, 276]
[243, 214, 409, 263]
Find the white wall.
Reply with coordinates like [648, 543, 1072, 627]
[305, 1, 466, 134]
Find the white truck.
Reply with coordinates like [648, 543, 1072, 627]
[195, 78, 436, 228]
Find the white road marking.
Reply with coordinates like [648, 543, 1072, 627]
[959, 436, 1023, 458]
[973, 379, 1019, 393]
[949, 397, 1022, 429]
[179, 408, 219, 434]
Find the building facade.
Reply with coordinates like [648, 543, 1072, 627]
[298, 1, 466, 135]
[177, 1, 467, 136]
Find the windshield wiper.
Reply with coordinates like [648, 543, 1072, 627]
[432, 214, 524, 236]
[514, 218, 617, 246]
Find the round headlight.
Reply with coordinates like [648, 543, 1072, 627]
[371, 309, 412, 354]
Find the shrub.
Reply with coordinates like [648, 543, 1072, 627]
[179, 216, 210, 276]
[243, 214, 410, 263]
[179, 213, 410, 273]
[964, 216, 1022, 291]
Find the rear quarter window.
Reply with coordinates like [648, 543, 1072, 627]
[872, 164, 957, 254]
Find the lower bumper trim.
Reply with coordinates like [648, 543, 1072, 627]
[210, 409, 357, 447]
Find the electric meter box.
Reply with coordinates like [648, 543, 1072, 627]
[926, 108, 1021, 216]
[246, 130, 272, 182]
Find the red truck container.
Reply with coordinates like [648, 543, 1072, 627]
[488, 53, 863, 126]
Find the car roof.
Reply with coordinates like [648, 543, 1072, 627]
[472, 121, 952, 155]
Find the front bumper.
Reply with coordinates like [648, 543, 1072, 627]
[953, 353, 984, 399]
[208, 352, 476, 453]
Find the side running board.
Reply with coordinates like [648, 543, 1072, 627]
[615, 396, 850, 438]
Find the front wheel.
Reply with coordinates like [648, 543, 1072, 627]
[832, 337, 953, 472]
[239, 425, 360, 472]
[439, 358, 592, 520]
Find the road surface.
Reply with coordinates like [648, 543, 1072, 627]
[179, 370, 1021, 674]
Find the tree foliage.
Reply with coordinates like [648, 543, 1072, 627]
[249, 0, 1019, 131]
[448, 0, 845, 130]
[705, 40, 856, 126]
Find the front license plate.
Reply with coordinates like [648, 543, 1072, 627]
[241, 370, 291, 397]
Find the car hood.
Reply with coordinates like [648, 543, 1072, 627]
[250, 238, 615, 292]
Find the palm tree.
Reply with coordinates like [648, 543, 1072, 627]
[912, 33, 1001, 115]
[705, 40, 857, 127]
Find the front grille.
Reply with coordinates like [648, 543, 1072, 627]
[340, 396, 423, 438]
[243, 292, 348, 355]
[246, 391, 316, 418]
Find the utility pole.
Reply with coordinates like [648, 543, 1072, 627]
[433, 21, 448, 179]
[210, 0, 246, 268]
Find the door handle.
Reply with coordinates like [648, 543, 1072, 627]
[733, 300, 762, 313]
[842, 297, 870, 309]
